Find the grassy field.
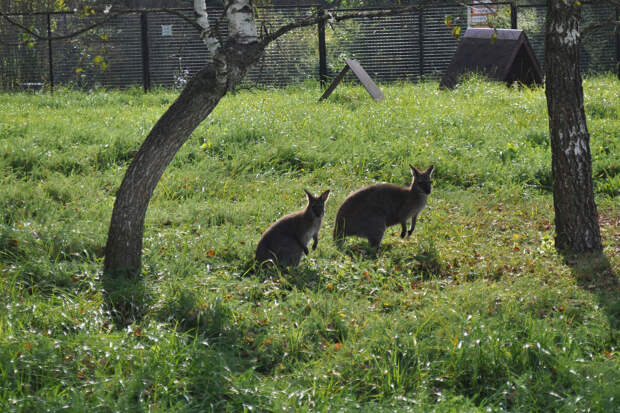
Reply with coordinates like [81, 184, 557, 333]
[0, 74, 618, 412]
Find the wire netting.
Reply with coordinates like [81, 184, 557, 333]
[0, 2, 617, 91]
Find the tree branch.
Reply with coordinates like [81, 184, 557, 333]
[581, 18, 620, 38]
[260, 4, 424, 47]
[0, 7, 203, 41]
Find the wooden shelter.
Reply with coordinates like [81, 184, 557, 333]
[440, 28, 543, 89]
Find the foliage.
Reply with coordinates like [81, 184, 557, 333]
[0, 75, 618, 411]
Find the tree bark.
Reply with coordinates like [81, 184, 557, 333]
[104, 0, 263, 277]
[544, 0, 602, 253]
[103, 66, 224, 276]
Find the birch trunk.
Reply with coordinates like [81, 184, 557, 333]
[103, 0, 262, 276]
[544, 0, 602, 253]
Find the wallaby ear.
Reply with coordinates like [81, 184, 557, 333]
[409, 164, 421, 177]
[320, 190, 330, 202]
[304, 189, 314, 201]
[425, 165, 434, 177]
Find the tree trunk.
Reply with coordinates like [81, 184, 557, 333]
[103, 66, 225, 276]
[544, 0, 602, 253]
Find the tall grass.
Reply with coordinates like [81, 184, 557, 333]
[0, 74, 618, 411]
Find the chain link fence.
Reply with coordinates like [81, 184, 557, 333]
[0, 2, 617, 91]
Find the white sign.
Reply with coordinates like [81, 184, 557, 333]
[468, 0, 497, 27]
[161, 25, 173, 36]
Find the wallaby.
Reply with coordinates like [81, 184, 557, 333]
[333, 165, 434, 249]
[256, 189, 330, 267]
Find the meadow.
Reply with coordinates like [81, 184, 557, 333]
[0, 74, 618, 412]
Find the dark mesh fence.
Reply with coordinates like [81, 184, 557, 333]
[0, 2, 617, 91]
[516, 4, 617, 75]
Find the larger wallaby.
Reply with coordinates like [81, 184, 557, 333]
[256, 189, 330, 267]
[334, 165, 434, 249]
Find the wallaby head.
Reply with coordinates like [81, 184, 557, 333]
[305, 189, 330, 218]
[411, 164, 434, 195]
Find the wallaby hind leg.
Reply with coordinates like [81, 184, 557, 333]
[367, 234, 384, 249]
[364, 217, 386, 249]
[277, 240, 305, 267]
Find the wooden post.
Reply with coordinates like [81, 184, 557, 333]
[318, 64, 349, 101]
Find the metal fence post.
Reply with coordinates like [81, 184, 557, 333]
[616, 7, 620, 80]
[418, 9, 424, 79]
[140, 12, 151, 92]
[47, 12, 54, 92]
[318, 7, 328, 86]
[510, 2, 518, 29]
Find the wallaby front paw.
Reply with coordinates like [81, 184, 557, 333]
[303, 247, 309, 255]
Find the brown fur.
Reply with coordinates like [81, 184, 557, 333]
[333, 165, 433, 249]
[256, 189, 330, 267]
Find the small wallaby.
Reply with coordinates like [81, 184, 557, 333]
[333, 165, 434, 249]
[256, 189, 330, 267]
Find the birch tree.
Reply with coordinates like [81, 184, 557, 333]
[103, 0, 259, 276]
[544, 0, 604, 253]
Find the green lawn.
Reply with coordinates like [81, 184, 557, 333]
[0, 74, 618, 412]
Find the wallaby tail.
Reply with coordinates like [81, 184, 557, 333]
[333, 215, 345, 248]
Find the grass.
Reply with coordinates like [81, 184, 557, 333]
[0, 74, 618, 412]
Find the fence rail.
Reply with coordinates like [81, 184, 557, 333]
[0, 2, 618, 91]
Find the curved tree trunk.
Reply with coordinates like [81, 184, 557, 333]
[544, 0, 602, 253]
[104, 45, 263, 277]
[103, 66, 226, 276]
[103, 0, 265, 277]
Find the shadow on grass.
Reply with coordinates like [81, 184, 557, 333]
[243, 258, 322, 290]
[102, 273, 151, 328]
[340, 238, 449, 281]
[563, 251, 619, 330]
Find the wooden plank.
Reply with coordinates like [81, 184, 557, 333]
[318, 64, 350, 101]
[318, 58, 385, 102]
[344, 58, 385, 101]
